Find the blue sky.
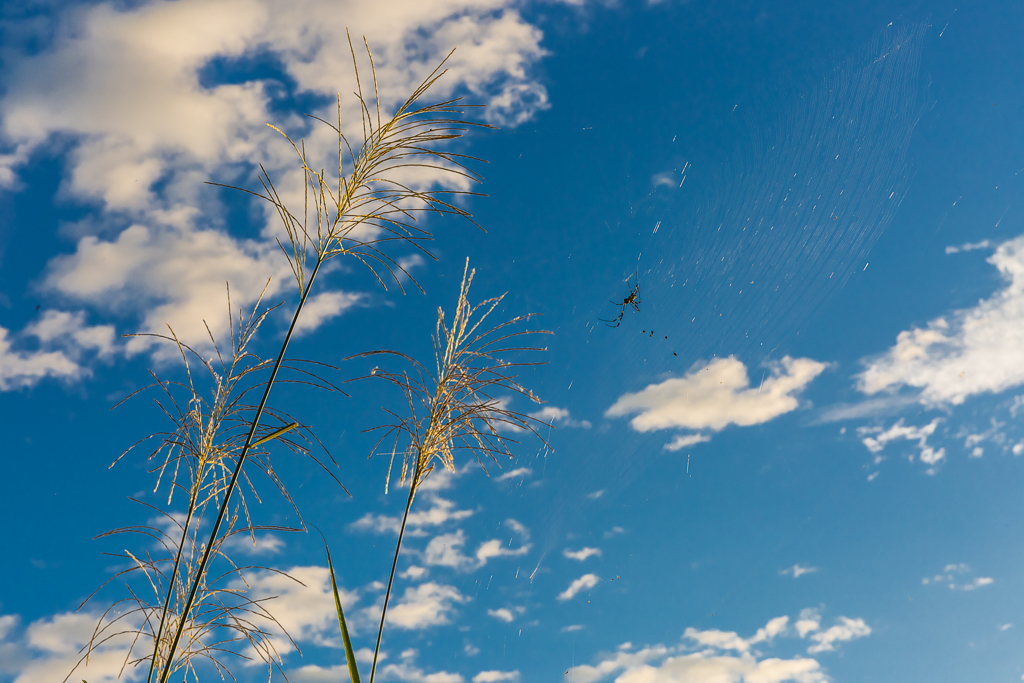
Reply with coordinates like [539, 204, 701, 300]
[2, 0, 1024, 682]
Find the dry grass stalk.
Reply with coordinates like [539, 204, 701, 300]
[81, 34, 490, 683]
[357, 259, 550, 683]
[76, 289, 339, 682]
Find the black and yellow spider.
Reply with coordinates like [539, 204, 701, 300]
[599, 272, 641, 328]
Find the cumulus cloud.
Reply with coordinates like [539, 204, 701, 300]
[384, 582, 468, 630]
[487, 608, 515, 623]
[565, 611, 869, 683]
[25, 310, 118, 357]
[473, 671, 519, 683]
[563, 547, 602, 561]
[0, 0, 554, 370]
[223, 532, 286, 555]
[0, 327, 83, 390]
[291, 290, 364, 335]
[557, 573, 599, 601]
[239, 565, 359, 654]
[806, 617, 871, 654]
[0, 310, 120, 390]
[859, 234, 1024, 405]
[475, 538, 531, 565]
[401, 565, 429, 580]
[0, 611, 143, 683]
[374, 662, 463, 683]
[350, 496, 473, 537]
[43, 222, 292, 359]
[423, 529, 531, 570]
[606, 356, 826, 446]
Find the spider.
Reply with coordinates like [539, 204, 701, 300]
[599, 272, 641, 328]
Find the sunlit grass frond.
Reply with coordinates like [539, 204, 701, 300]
[355, 259, 550, 683]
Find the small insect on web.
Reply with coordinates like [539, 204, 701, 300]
[599, 271, 641, 328]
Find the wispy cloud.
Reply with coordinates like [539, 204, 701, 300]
[780, 564, 819, 579]
[858, 418, 945, 471]
[921, 563, 994, 591]
[945, 239, 991, 254]
[528, 405, 592, 429]
[563, 547, 601, 562]
[557, 574, 599, 601]
[496, 468, 532, 482]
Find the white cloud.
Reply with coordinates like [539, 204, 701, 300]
[557, 573, 599, 601]
[422, 529, 530, 570]
[473, 671, 519, 683]
[375, 663, 463, 683]
[496, 467, 532, 481]
[565, 612, 869, 683]
[44, 222, 292, 359]
[529, 406, 592, 429]
[683, 627, 752, 653]
[0, 309, 122, 390]
[794, 609, 821, 638]
[223, 532, 286, 555]
[858, 418, 945, 468]
[563, 547, 602, 562]
[945, 239, 991, 254]
[0, 615, 16, 640]
[1, 611, 143, 683]
[859, 234, 1024, 405]
[505, 519, 530, 539]
[25, 310, 117, 357]
[291, 290, 364, 335]
[564, 645, 670, 683]
[604, 526, 625, 538]
[475, 538, 531, 565]
[350, 496, 473, 536]
[780, 564, 819, 579]
[562, 624, 584, 632]
[0, 0, 554, 364]
[750, 616, 790, 644]
[289, 651, 381, 683]
[424, 531, 475, 569]
[487, 608, 515, 623]
[240, 565, 359, 654]
[385, 582, 468, 630]
[806, 617, 871, 654]
[0, 327, 83, 390]
[922, 564, 995, 591]
[664, 433, 711, 451]
[606, 356, 826, 443]
[400, 565, 429, 580]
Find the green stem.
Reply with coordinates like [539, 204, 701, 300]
[368, 453, 422, 683]
[146, 470, 203, 683]
[155, 258, 324, 683]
